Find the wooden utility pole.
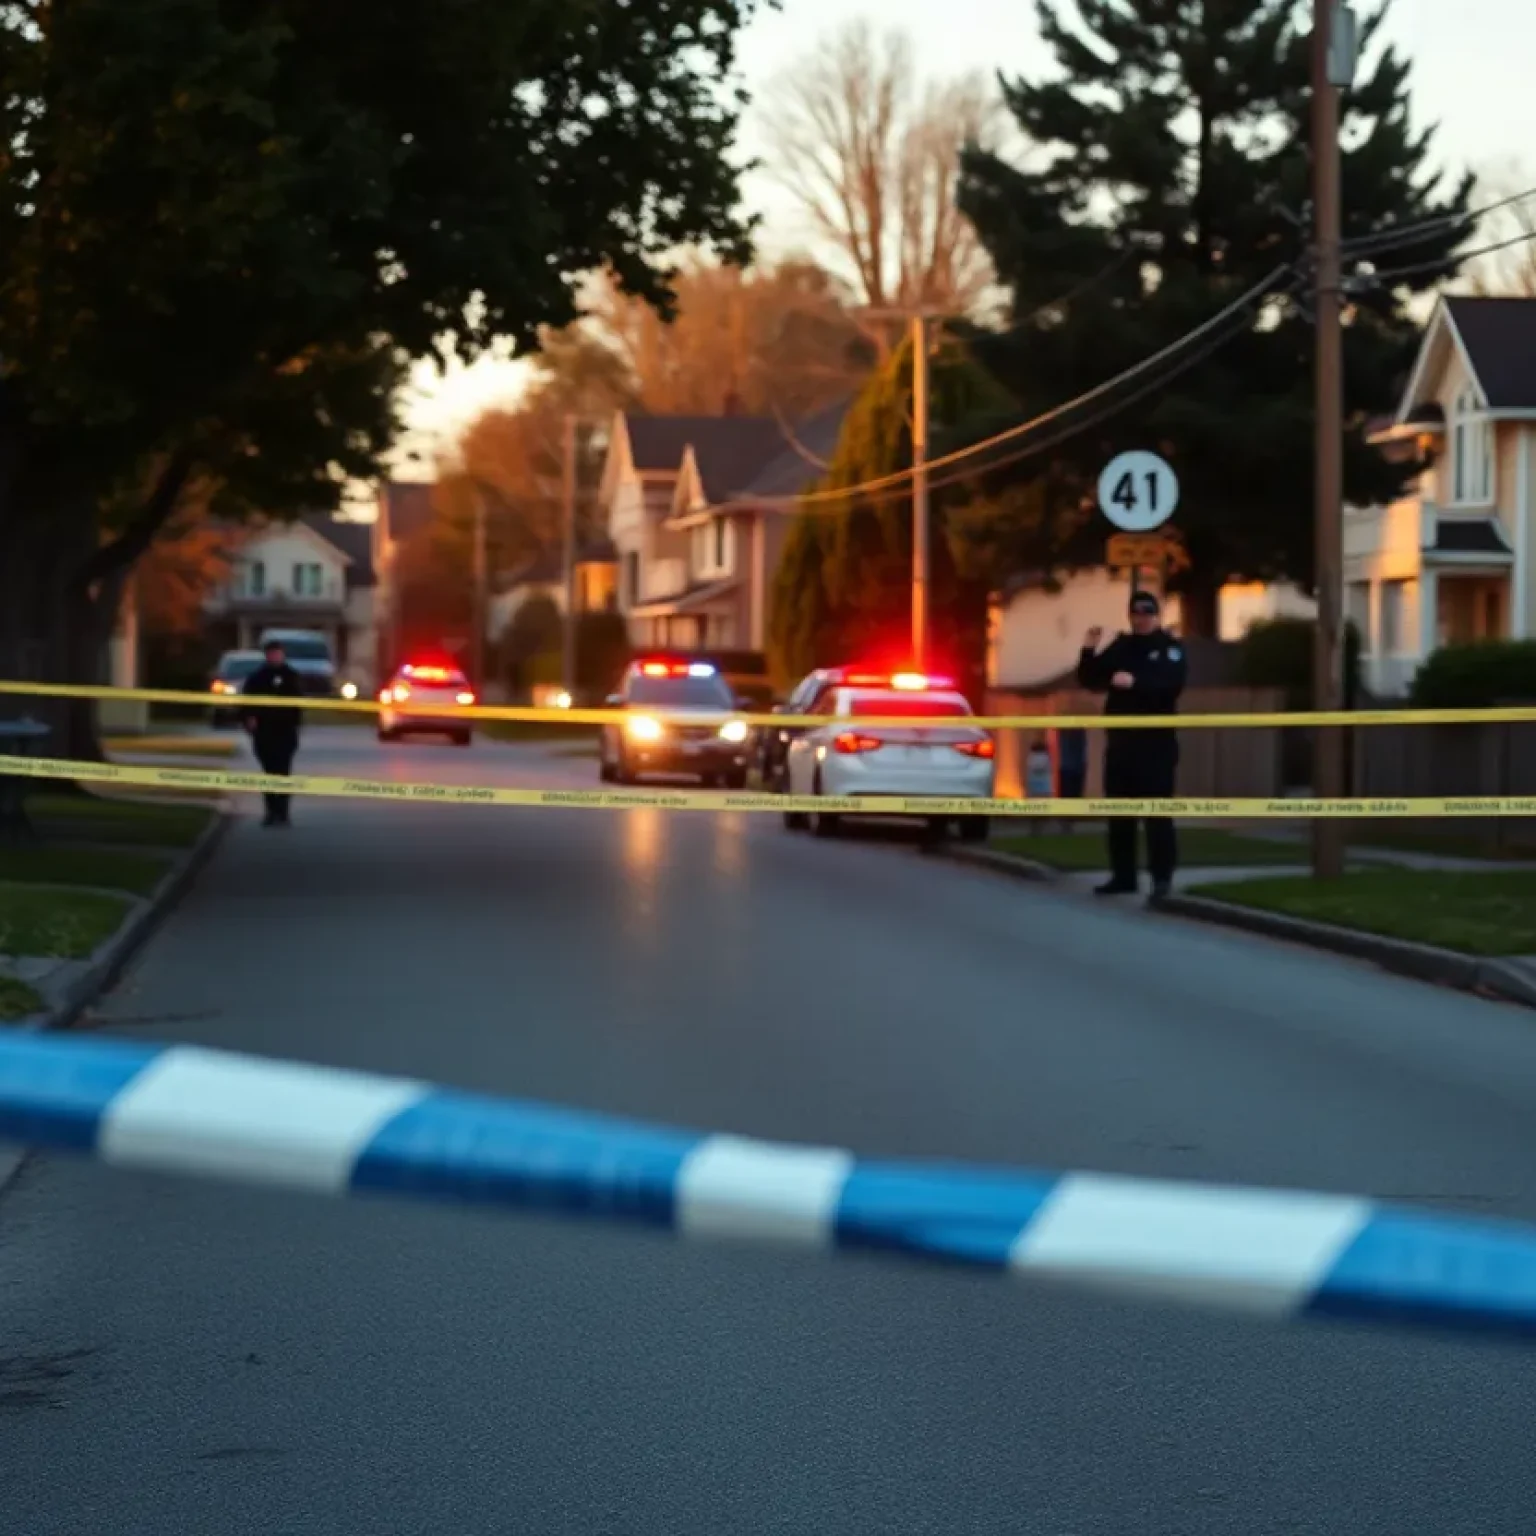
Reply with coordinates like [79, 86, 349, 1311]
[1311, 0, 1347, 880]
[911, 313, 931, 672]
[560, 412, 579, 699]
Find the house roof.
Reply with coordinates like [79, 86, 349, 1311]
[737, 397, 852, 501]
[1443, 298, 1536, 410]
[628, 577, 740, 619]
[303, 514, 376, 587]
[622, 413, 790, 497]
[1426, 516, 1512, 556]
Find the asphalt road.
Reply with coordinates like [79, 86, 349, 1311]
[6, 724, 1536, 1534]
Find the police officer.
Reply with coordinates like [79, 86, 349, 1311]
[241, 639, 304, 826]
[1077, 591, 1187, 899]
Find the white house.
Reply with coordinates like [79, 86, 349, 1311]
[599, 403, 847, 652]
[204, 514, 377, 683]
[1345, 295, 1536, 697]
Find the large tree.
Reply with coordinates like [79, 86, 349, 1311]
[0, 0, 761, 749]
[956, 0, 1474, 633]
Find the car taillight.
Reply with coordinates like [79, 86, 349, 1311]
[952, 738, 995, 759]
[832, 732, 883, 754]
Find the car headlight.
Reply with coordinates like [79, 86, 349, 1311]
[340, 681, 358, 700]
[718, 719, 749, 743]
[553, 690, 573, 710]
[626, 715, 663, 742]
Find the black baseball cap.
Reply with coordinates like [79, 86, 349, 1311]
[1129, 591, 1161, 615]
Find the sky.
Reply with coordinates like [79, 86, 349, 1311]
[394, 0, 1536, 469]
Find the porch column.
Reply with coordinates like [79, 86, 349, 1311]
[1366, 579, 1383, 696]
[750, 517, 766, 651]
[1417, 569, 1438, 659]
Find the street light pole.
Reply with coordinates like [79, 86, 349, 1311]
[1311, 0, 1347, 880]
[911, 313, 931, 672]
[560, 411, 579, 699]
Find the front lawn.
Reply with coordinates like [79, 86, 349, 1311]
[0, 974, 44, 1020]
[26, 793, 215, 848]
[1188, 869, 1536, 957]
[0, 846, 172, 896]
[0, 885, 133, 960]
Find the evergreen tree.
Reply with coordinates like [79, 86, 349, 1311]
[957, 0, 1473, 633]
[768, 334, 1013, 687]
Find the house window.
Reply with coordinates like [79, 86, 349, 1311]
[293, 561, 324, 597]
[245, 559, 266, 598]
[1450, 390, 1493, 504]
[695, 517, 732, 577]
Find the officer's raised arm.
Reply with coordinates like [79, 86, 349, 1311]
[1077, 626, 1116, 691]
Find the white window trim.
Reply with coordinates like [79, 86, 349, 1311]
[693, 516, 734, 580]
[1449, 390, 1495, 508]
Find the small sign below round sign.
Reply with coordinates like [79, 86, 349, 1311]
[1097, 450, 1179, 532]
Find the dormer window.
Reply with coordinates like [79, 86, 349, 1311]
[1450, 389, 1493, 504]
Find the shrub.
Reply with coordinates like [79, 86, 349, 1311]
[1410, 640, 1536, 709]
[1235, 616, 1362, 709]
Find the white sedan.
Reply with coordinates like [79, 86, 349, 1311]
[376, 662, 477, 745]
[781, 684, 995, 839]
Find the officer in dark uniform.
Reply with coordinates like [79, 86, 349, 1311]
[1077, 591, 1187, 899]
[241, 639, 304, 826]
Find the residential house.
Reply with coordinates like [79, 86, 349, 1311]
[487, 539, 619, 644]
[204, 514, 377, 684]
[600, 403, 848, 652]
[1346, 295, 1536, 696]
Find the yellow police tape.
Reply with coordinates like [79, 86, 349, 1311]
[7, 754, 1535, 820]
[4, 677, 1536, 731]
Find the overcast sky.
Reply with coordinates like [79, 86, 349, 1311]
[397, 0, 1535, 466]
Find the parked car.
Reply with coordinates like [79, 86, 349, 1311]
[256, 627, 337, 697]
[208, 649, 266, 726]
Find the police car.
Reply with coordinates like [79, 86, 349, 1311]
[598, 657, 752, 788]
[761, 665, 961, 791]
[376, 662, 477, 746]
[781, 675, 995, 839]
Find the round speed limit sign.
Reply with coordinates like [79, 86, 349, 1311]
[1097, 450, 1179, 532]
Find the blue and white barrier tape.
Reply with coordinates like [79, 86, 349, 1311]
[4, 1025, 1536, 1341]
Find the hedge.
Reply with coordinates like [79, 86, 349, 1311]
[1410, 640, 1536, 709]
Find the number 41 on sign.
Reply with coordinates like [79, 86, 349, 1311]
[1098, 450, 1179, 533]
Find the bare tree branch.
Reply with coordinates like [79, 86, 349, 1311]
[757, 21, 1002, 316]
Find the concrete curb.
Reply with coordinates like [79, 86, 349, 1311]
[1150, 892, 1536, 1011]
[929, 841, 1536, 1012]
[0, 803, 231, 1193]
[923, 842, 1059, 884]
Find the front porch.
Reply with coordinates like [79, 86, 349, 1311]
[628, 579, 741, 650]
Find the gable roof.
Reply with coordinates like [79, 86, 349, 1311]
[303, 514, 376, 587]
[621, 413, 788, 496]
[737, 397, 852, 501]
[1443, 297, 1536, 410]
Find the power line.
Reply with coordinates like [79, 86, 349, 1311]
[1352, 226, 1536, 288]
[754, 271, 1291, 514]
[743, 264, 1294, 513]
[1341, 185, 1536, 259]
